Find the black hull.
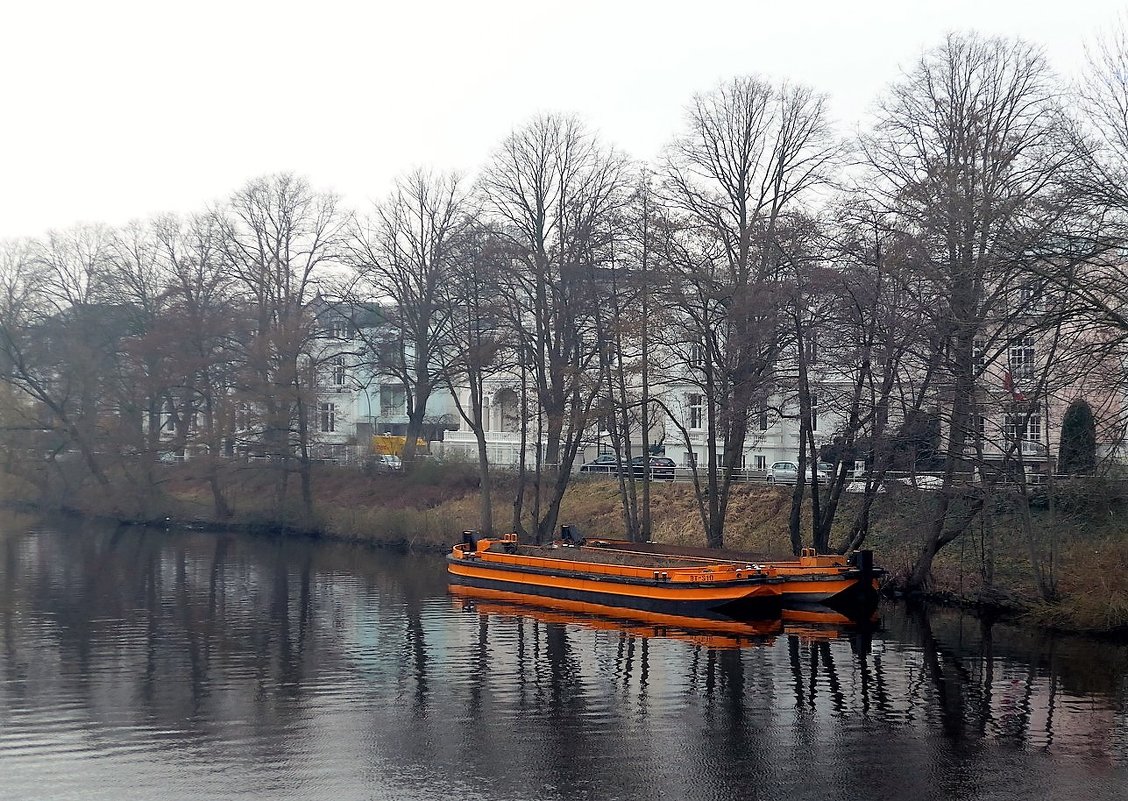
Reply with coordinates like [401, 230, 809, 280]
[802, 576, 881, 617]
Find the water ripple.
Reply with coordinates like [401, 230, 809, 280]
[1, 522, 1126, 800]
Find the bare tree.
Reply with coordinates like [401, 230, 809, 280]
[101, 220, 175, 478]
[778, 215, 838, 554]
[0, 239, 56, 481]
[0, 227, 121, 489]
[863, 33, 1097, 590]
[350, 169, 468, 464]
[1081, 18, 1128, 211]
[1055, 19, 1128, 448]
[658, 75, 839, 548]
[592, 210, 647, 542]
[153, 213, 244, 517]
[36, 224, 117, 309]
[479, 113, 629, 543]
[218, 173, 348, 520]
[824, 207, 935, 554]
[440, 222, 514, 535]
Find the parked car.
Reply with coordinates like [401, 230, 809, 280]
[630, 455, 676, 480]
[373, 454, 403, 472]
[845, 473, 944, 492]
[579, 454, 620, 474]
[896, 474, 944, 490]
[845, 477, 886, 494]
[766, 461, 829, 485]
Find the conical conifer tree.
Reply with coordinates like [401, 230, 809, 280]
[1058, 400, 1097, 474]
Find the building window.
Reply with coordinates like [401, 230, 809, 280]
[809, 392, 819, 432]
[975, 414, 986, 441]
[380, 385, 406, 416]
[330, 319, 349, 339]
[803, 332, 818, 364]
[758, 408, 770, 431]
[495, 388, 520, 433]
[235, 403, 251, 432]
[1016, 282, 1042, 312]
[688, 394, 704, 430]
[686, 451, 697, 466]
[973, 339, 985, 372]
[690, 343, 706, 367]
[754, 455, 766, 471]
[332, 357, 346, 387]
[319, 402, 336, 433]
[1004, 413, 1041, 443]
[1008, 337, 1036, 380]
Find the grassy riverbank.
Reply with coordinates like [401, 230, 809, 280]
[4, 458, 1127, 635]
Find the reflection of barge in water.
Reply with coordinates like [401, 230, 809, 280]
[448, 530, 882, 618]
[449, 584, 783, 648]
[450, 584, 876, 650]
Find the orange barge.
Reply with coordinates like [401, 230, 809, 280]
[577, 536, 883, 610]
[448, 532, 783, 619]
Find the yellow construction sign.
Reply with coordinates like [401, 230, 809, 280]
[371, 435, 427, 456]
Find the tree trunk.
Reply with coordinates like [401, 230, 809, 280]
[207, 461, 232, 519]
[473, 423, 494, 535]
[295, 396, 314, 520]
[402, 379, 431, 464]
[789, 415, 809, 555]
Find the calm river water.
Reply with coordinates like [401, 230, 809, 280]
[0, 512, 1126, 801]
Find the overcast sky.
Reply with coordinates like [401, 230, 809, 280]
[1, 0, 1124, 240]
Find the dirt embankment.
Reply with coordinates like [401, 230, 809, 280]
[4, 460, 1127, 635]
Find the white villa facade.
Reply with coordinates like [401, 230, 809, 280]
[217, 290, 1128, 475]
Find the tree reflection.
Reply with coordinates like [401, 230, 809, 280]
[0, 517, 1124, 801]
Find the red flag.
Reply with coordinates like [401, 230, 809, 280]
[1003, 369, 1026, 402]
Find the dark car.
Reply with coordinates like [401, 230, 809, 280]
[579, 453, 620, 474]
[629, 455, 676, 480]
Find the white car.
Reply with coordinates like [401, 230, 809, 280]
[374, 454, 403, 471]
[897, 474, 944, 490]
[845, 478, 886, 494]
[846, 474, 944, 492]
[766, 461, 829, 485]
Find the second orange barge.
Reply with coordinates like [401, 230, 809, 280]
[577, 535, 883, 610]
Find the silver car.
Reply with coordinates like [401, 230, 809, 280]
[767, 461, 829, 485]
[374, 454, 403, 471]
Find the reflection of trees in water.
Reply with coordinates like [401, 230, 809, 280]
[467, 609, 489, 721]
[3, 519, 1126, 795]
[892, 605, 1126, 757]
[403, 601, 428, 709]
[787, 631, 869, 716]
[0, 522, 352, 755]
